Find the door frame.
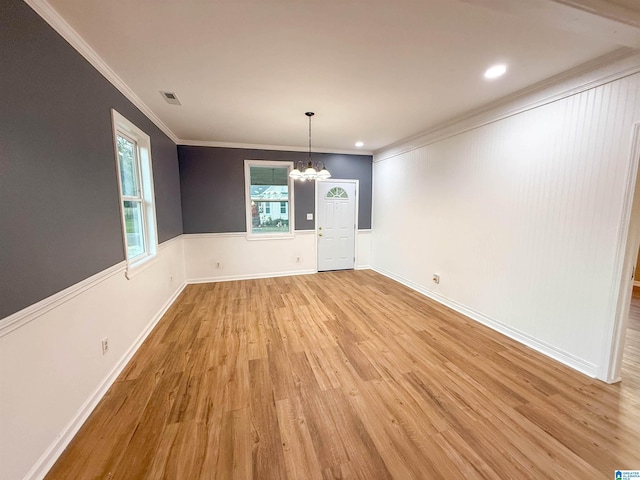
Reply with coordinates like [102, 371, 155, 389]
[602, 122, 640, 382]
[315, 179, 359, 272]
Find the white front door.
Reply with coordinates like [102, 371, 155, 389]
[317, 180, 357, 271]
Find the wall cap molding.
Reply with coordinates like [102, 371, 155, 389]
[158, 234, 184, 250]
[371, 266, 598, 379]
[183, 231, 317, 239]
[23, 0, 179, 144]
[183, 232, 246, 239]
[0, 261, 125, 338]
[181, 230, 369, 239]
[374, 47, 640, 162]
[0, 237, 183, 337]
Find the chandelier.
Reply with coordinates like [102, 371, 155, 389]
[289, 112, 331, 181]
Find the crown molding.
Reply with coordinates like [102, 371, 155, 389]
[23, 0, 180, 144]
[551, 0, 640, 29]
[375, 47, 640, 162]
[178, 139, 373, 156]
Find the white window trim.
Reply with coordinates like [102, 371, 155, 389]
[244, 160, 295, 240]
[111, 109, 158, 278]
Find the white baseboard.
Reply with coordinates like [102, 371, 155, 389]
[371, 266, 598, 379]
[355, 265, 371, 270]
[634, 281, 640, 287]
[188, 269, 316, 284]
[25, 281, 188, 480]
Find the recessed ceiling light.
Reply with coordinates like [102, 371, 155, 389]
[484, 64, 507, 80]
[355, 141, 364, 148]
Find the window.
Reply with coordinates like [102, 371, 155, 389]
[326, 186, 348, 199]
[245, 160, 293, 236]
[112, 110, 157, 276]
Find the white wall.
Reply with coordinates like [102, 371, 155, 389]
[356, 230, 372, 269]
[184, 230, 371, 282]
[184, 232, 317, 282]
[372, 71, 640, 379]
[0, 237, 187, 480]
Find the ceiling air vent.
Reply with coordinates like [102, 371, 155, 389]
[160, 91, 181, 105]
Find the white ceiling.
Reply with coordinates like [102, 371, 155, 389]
[44, 0, 639, 153]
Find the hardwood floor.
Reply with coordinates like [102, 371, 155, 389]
[622, 287, 640, 390]
[46, 271, 640, 479]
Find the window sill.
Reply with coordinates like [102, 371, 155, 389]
[125, 253, 158, 279]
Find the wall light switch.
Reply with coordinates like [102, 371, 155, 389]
[307, 213, 313, 220]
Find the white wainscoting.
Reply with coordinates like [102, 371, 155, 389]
[356, 229, 372, 269]
[184, 230, 372, 282]
[0, 237, 187, 480]
[372, 71, 640, 382]
[184, 231, 317, 282]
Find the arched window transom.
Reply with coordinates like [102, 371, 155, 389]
[326, 187, 348, 199]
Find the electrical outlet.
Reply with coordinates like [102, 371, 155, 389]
[307, 213, 313, 220]
[216, 261, 222, 269]
[101, 338, 109, 355]
[296, 256, 301, 263]
[169, 275, 173, 284]
[433, 274, 440, 284]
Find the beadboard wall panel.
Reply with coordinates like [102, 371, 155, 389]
[372, 73, 640, 377]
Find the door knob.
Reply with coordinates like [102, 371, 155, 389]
[319, 233, 323, 237]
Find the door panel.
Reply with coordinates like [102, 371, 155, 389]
[317, 181, 356, 271]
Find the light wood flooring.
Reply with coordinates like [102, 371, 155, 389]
[46, 270, 640, 479]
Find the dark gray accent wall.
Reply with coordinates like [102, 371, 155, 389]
[179, 146, 372, 233]
[0, 0, 183, 319]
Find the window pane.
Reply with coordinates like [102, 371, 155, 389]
[123, 200, 145, 259]
[117, 134, 138, 197]
[250, 201, 289, 233]
[249, 164, 290, 234]
[250, 166, 288, 186]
